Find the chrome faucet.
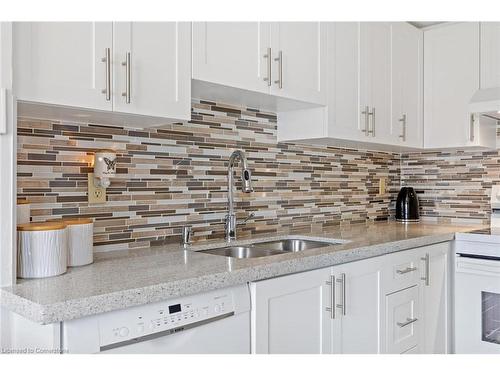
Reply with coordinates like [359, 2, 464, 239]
[181, 226, 192, 248]
[225, 150, 253, 242]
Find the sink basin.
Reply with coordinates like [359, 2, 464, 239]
[253, 238, 341, 252]
[199, 246, 284, 259]
[198, 237, 346, 259]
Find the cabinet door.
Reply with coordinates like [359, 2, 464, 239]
[424, 23, 480, 148]
[113, 22, 191, 121]
[250, 268, 332, 354]
[420, 244, 450, 354]
[332, 256, 382, 354]
[192, 22, 270, 93]
[360, 22, 392, 144]
[13, 22, 112, 110]
[270, 22, 326, 104]
[480, 22, 500, 89]
[328, 22, 364, 141]
[391, 23, 423, 148]
[385, 286, 421, 354]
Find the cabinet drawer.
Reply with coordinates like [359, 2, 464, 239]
[382, 250, 421, 294]
[385, 286, 420, 354]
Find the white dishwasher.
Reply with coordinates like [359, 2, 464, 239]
[62, 285, 250, 354]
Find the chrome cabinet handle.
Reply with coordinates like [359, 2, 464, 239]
[263, 47, 272, 86]
[469, 113, 475, 142]
[325, 275, 336, 319]
[361, 106, 370, 135]
[101, 48, 111, 101]
[399, 114, 407, 141]
[421, 253, 430, 286]
[396, 266, 417, 275]
[397, 317, 418, 328]
[274, 50, 283, 89]
[369, 107, 375, 137]
[336, 273, 346, 316]
[121, 52, 131, 104]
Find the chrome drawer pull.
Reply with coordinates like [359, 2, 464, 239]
[263, 47, 272, 86]
[122, 52, 131, 104]
[325, 275, 336, 319]
[398, 114, 407, 141]
[361, 106, 369, 135]
[396, 266, 417, 274]
[101, 47, 111, 101]
[397, 317, 418, 328]
[470, 113, 475, 142]
[274, 50, 283, 89]
[421, 253, 430, 286]
[336, 273, 346, 316]
[368, 107, 375, 137]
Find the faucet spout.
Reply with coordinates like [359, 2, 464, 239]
[228, 150, 253, 193]
[225, 150, 253, 241]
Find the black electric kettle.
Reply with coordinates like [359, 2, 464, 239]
[396, 187, 420, 223]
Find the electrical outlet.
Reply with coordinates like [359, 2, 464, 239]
[379, 178, 386, 195]
[88, 173, 106, 204]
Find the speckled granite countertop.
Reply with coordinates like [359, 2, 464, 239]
[0, 221, 480, 324]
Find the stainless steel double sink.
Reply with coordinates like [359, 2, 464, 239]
[198, 237, 347, 259]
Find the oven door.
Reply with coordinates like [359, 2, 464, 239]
[455, 255, 500, 353]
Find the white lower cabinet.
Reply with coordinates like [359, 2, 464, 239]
[331, 256, 383, 354]
[385, 286, 421, 354]
[250, 267, 332, 354]
[420, 244, 450, 354]
[250, 242, 451, 354]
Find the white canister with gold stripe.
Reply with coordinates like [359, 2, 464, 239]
[16, 198, 30, 224]
[17, 222, 68, 278]
[64, 218, 94, 267]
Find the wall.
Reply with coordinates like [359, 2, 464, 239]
[17, 100, 400, 252]
[401, 149, 500, 225]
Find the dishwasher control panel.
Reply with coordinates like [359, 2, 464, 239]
[98, 288, 235, 348]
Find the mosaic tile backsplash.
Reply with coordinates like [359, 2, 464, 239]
[401, 149, 500, 225]
[17, 100, 400, 252]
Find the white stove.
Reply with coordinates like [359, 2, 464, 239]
[454, 186, 500, 353]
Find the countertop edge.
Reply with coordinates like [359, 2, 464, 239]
[1, 231, 456, 325]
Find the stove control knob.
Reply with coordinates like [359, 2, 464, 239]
[214, 304, 221, 313]
[119, 327, 130, 337]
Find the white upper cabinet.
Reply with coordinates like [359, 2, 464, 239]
[326, 22, 422, 149]
[391, 23, 423, 148]
[113, 22, 191, 120]
[13, 22, 191, 124]
[424, 23, 481, 148]
[192, 22, 326, 105]
[192, 22, 269, 93]
[480, 22, 500, 89]
[269, 22, 327, 104]
[327, 22, 362, 141]
[359, 22, 392, 144]
[13, 22, 113, 111]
